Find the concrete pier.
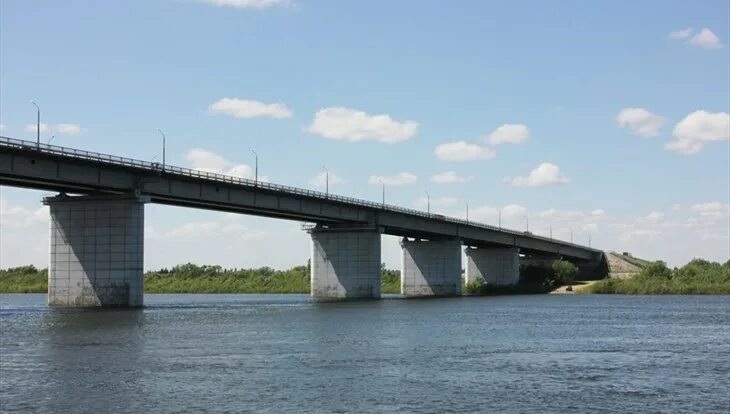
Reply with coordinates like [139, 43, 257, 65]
[464, 246, 520, 286]
[308, 226, 381, 300]
[400, 238, 462, 297]
[45, 194, 147, 307]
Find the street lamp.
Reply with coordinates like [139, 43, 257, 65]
[47, 135, 55, 144]
[378, 178, 385, 207]
[322, 166, 329, 197]
[465, 200, 469, 223]
[156, 128, 166, 169]
[30, 100, 40, 147]
[525, 214, 529, 232]
[250, 148, 258, 184]
[425, 190, 430, 214]
[588, 234, 592, 247]
[498, 208, 502, 229]
[569, 227, 574, 243]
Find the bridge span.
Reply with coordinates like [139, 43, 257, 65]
[0, 136, 606, 306]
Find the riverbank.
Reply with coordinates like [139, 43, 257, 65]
[587, 259, 730, 294]
[0, 264, 404, 294]
[2, 258, 728, 295]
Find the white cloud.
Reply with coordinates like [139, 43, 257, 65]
[202, 0, 289, 9]
[591, 209, 606, 217]
[208, 97, 292, 119]
[642, 211, 665, 223]
[306, 107, 418, 143]
[484, 124, 529, 145]
[25, 122, 49, 133]
[430, 171, 473, 184]
[434, 140, 495, 161]
[24, 122, 85, 136]
[309, 171, 344, 189]
[617, 107, 665, 137]
[368, 172, 417, 186]
[666, 110, 730, 154]
[691, 202, 730, 219]
[186, 148, 254, 179]
[507, 162, 569, 187]
[0, 124, 6, 131]
[669, 28, 693, 39]
[688, 28, 724, 49]
[55, 123, 83, 135]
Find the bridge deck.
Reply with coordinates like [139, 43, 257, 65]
[0, 136, 603, 261]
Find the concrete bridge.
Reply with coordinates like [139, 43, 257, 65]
[0, 136, 607, 307]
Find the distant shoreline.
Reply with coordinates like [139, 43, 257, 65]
[2, 259, 728, 295]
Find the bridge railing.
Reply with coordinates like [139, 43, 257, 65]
[0, 135, 597, 252]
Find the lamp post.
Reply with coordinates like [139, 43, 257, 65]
[569, 227, 574, 243]
[379, 178, 385, 207]
[157, 128, 166, 169]
[322, 166, 329, 197]
[550, 224, 553, 239]
[30, 100, 40, 147]
[588, 234, 592, 247]
[425, 190, 430, 214]
[525, 214, 529, 232]
[465, 200, 469, 223]
[250, 148, 258, 184]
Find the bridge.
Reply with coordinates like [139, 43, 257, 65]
[0, 136, 607, 307]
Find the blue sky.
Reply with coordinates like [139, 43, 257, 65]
[1, 0, 728, 269]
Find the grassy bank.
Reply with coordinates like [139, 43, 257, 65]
[0, 263, 404, 294]
[588, 259, 730, 294]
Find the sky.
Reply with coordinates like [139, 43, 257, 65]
[0, 0, 728, 270]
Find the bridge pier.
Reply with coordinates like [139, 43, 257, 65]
[45, 194, 147, 307]
[464, 246, 520, 286]
[400, 238, 462, 297]
[308, 226, 381, 300]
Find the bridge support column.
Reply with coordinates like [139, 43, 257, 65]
[464, 246, 520, 286]
[308, 226, 381, 300]
[44, 194, 147, 307]
[400, 238, 462, 297]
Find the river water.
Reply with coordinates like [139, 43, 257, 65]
[1, 294, 728, 413]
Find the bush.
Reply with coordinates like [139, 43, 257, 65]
[464, 277, 486, 294]
[589, 257, 730, 294]
[552, 260, 578, 286]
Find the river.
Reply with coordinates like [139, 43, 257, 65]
[1, 294, 728, 413]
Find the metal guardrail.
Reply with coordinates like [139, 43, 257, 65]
[0, 135, 598, 252]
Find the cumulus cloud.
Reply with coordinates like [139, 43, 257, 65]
[368, 172, 417, 186]
[430, 171, 473, 184]
[691, 202, 730, 219]
[434, 141, 495, 161]
[186, 148, 256, 179]
[55, 123, 83, 135]
[506, 162, 569, 187]
[202, 0, 289, 8]
[306, 107, 418, 143]
[484, 124, 529, 145]
[666, 110, 730, 154]
[688, 28, 724, 49]
[24, 122, 84, 136]
[591, 209, 606, 217]
[617, 107, 665, 137]
[25, 122, 49, 133]
[309, 171, 345, 189]
[208, 97, 292, 119]
[669, 28, 693, 39]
